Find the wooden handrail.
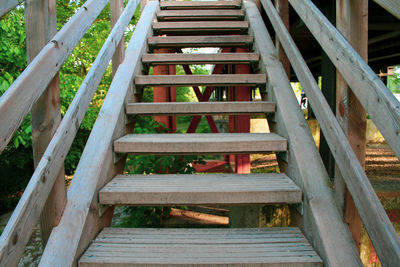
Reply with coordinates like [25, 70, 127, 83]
[38, 2, 159, 266]
[0, 0, 24, 18]
[373, 0, 400, 20]
[243, 1, 362, 265]
[288, 0, 400, 161]
[261, 0, 400, 265]
[0, 0, 109, 153]
[0, 0, 139, 265]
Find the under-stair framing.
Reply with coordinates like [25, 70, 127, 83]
[1, 0, 400, 267]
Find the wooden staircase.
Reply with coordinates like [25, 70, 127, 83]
[78, 1, 322, 266]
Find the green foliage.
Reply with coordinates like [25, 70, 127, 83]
[388, 67, 400, 94]
[0, 1, 142, 211]
[118, 116, 205, 228]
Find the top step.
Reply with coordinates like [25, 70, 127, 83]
[160, 0, 242, 10]
[157, 10, 245, 21]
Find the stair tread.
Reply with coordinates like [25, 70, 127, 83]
[157, 9, 245, 21]
[142, 53, 259, 65]
[134, 74, 266, 87]
[153, 21, 248, 34]
[147, 35, 253, 48]
[160, 0, 242, 10]
[99, 173, 302, 205]
[114, 133, 287, 154]
[79, 228, 322, 266]
[125, 101, 275, 115]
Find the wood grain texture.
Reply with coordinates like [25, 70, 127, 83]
[37, 2, 158, 267]
[135, 74, 266, 87]
[114, 133, 287, 154]
[288, 0, 400, 161]
[153, 21, 248, 35]
[99, 173, 302, 205]
[142, 53, 259, 65]
[0, 1, 140, 266]
[157, 9, 245, 21]
[110, 0, 125, 78]
[244, 0, 362, 266]
[0, 0, 109, 153]
[373, 0, 400, 19]
[160, 0, 242, 10]
[126, 101, 275, 115]
[79, 228, 322, 266]
[262, 0, 400, 265]
[0, 0, 24, 18]
[147, 35, 253, 49]
[25, 0, 66, 248]
[335, 0, 367, 253]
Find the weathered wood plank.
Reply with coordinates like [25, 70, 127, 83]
[0, 0, 109, 153]
[157, 9, 245, 21]
[111, 0, 125, 78]
[335, 0, 367, 252]
[38, 2, 158, 266]
[126, 101, 275, 115]
[114, 133, 287, 154]
[142, 53, 259, 65]
[373, 0, 400, 19]
[160, 0, 242, 10]
[0, 1, 140, 266]
[79, 228, 322, 266]
[99, 173, 301, 205]
[0, 0, 24, 18]
[288, 0, 400, 160]
[262, 0, 400, 265]
[24, 0, 66, 248]
[244, 0, 362, 266]
[153, 21, 248, 35]
[147, 35, 253, 49]
[135, 74, 266, 87]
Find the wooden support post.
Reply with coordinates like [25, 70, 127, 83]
[25, 0, 66, 246]
[319, 1, 336, 180]
[229, 47, 257, 227]
[274, 0, 290, 78]
[335, 0, 368, 251]
[111, 0, 125, 78]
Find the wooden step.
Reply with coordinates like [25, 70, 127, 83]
[157, 10, 245, 21]
[79, 228, 323, 266]
[147, 35, 253, 49]
[113, 133, 287, 154]
[99, 173, 302, 205]
[142, 53, 259, 65]
[160, 0, 242, 10]
[125, 101, 275, 115]
[134, 74, 266, 88]
[153, 21, 248, 35]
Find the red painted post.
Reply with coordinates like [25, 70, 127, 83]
[153, 48, 176, 132]
[234, 47, 251, 174]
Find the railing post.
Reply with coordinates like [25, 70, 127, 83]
[25, 0, 67, 245]
[274, 0, 290, 78]
[111, 0, 125, 77]
[335, 0, 368, 251]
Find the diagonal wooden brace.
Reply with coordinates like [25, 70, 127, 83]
[177, 48, 231, 133]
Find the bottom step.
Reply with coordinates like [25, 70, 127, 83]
[79, 228, 322, 266]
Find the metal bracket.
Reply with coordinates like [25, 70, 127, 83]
[293, 202, 304, 216]
[113, 152, 125, 164]
[98, 204, 111, 217]
[276, 151, 289, 163]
